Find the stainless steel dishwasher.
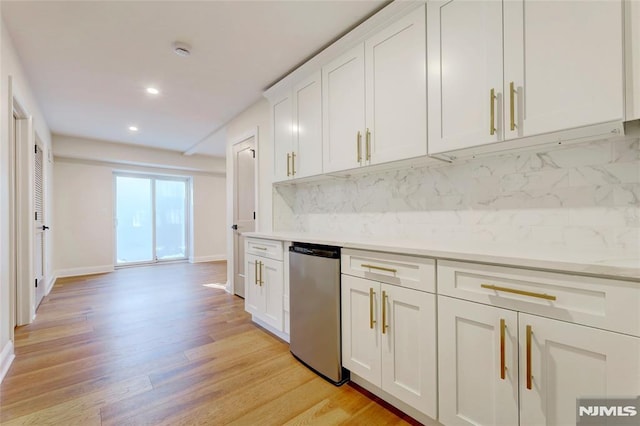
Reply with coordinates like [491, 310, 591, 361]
[289, 242, 349, 385]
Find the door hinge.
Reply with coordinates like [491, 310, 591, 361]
[35, 278, 38, 288]
[35, 145, 38, 154]
[253, 212, 256, 220]
[250, 148, 255, 158]
[35, 211, 38, 221]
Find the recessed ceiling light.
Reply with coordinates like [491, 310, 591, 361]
[146, 87, 159, 95]
[129, 126, 139, 132]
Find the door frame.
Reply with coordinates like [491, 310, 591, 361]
[9, 76, 36, 327]
[33, 133, 47, 309]
[113, 171, 191, 267]
[227, 127, 259, 295]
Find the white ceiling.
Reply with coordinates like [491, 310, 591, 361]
[2, 0, 387, 157]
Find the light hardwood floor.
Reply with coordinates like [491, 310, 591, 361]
[0, 262, 420, 425]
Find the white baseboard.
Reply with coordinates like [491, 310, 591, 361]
[350, 373, 437, 425]
[45, 274, 56, 295]
[189, 255, 226, 264]
[0, 340, 15, 384]
[252, 316, 290, 344]
[54, 264, 114, 278]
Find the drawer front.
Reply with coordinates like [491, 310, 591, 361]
[342, 249, 435, 293]
[438, 260, 640, 337]
[246, 238, 283, 261]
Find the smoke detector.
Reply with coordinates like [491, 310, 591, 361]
[173, 41, 191, 57]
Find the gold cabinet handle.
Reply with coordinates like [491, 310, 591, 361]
[365, 128, 371, 161]
[258, 261, 263, 286]
[490, 88, 496, 136]
[382, 290, 388, 334]
[286, 153, 291, 177]
[357, 131, 362, 163]
[526, 325, 533, 389]
[369, 288, 376, 329]
[361, 264, 397, 274]
[253, 246, 267, 251]
[254, 261, 258, 285]
[509, 82, 517, 131]
[500, 319, 506, 380]
[291, 152, 296, 176]
[481, 284, 556, 301]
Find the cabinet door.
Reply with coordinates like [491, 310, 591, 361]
[427, 0, 504, 154]
[341, 275, 381, 387]
[292, 71, 323, 179]
[260, 257, 284, 332]
[504, 0, 624, 140]
[381, 285, 437, 419]
[322, 44, 365, 173]
[365, 5, 427, 165]
[245, 254, 263, 317]
[272, 92, 293, 182]
[519, 313, 640, 426]
[438, 296, 519, 426]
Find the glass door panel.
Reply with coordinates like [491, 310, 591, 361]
[155, 179, 187, 260]
[116, 176, 154, 264]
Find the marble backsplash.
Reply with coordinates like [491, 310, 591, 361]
[273, 137, 640, 258]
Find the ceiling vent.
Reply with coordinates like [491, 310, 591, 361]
[172, 41, 191, 57]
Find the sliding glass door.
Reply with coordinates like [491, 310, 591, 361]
[115, 174, 189, 265]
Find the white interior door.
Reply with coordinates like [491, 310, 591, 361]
[33, 143, 47, 308]
[232, 137, 256, 297]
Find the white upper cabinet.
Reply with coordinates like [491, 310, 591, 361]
[428, 0, 625, 155]
[324, 4, 427, 173]
[322, 44, 366, 173]
[272, 72, 323, 182]
[292, 71, 323, 179]
[427, 0, 504, 153]
[272, 92, 293, 182]
[503, 0, 624, 140]
[365, 5, 427, 164]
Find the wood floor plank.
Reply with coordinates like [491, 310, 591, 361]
[2, 375, 151, 425]
[1, 262, 422, 425]
[228, 376, 340, 425]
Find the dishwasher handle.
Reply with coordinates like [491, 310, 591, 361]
[290, 243, 340, 259]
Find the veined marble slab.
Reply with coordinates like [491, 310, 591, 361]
[244, 231, 640, 281]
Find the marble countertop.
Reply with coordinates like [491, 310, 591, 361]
[243, 231, 640, 281]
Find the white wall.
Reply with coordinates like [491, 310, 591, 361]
[0, 20, 53, 379]
[53, 136, 227, 277]
[53, 160, 114, 276]
[223, 98, 271, 291]
[192, 174, 227, 263]
[54, 135, 224, 173]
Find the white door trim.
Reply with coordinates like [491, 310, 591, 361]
[227, 127, 260, 295]
[9, 76, 36, 326]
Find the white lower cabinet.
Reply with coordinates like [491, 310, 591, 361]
[342, 274, 437, 419]
[245, 253, 284, 332]
[519, 313, 640, 426]
[438, 296, 640, 426]
[438, 296, 519, 426]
